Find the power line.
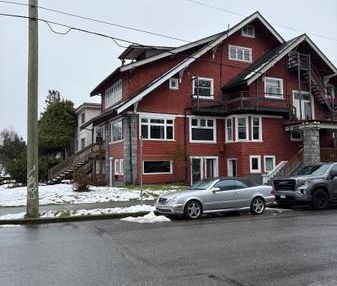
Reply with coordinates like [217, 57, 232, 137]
[184, 0, 337, 42]
[0, 0, 191, 44]
[0, 12, 334, 75]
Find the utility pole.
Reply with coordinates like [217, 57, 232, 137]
[26, 0, 39, 218]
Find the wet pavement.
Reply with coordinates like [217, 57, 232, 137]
[1, 208, 337, 286]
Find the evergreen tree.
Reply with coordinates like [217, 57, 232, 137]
[0, 129, 27, 184]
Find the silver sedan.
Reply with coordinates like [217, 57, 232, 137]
[155, 178, 275, 219]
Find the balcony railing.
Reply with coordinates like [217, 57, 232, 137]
[320, 148, 337, 162]
[223, 91, 291, 114]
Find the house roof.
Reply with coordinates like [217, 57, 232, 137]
[116, 11, 285, 114]
[118, 44, 174, 61]
[91, 11, 284, 97]
[223, 36, 302, 90]
[224, 34, 337, 90]
[75, 102, 101, 114]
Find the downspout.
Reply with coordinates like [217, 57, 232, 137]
[128, 114, 133, 183]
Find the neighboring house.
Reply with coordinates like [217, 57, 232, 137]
[75, 103, 102, 151]
[60, 11, 336, 186]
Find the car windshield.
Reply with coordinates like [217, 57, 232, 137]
[310, 164, 332, 176]
[190, 179, 216, 190]
[291, 165, 322, 176]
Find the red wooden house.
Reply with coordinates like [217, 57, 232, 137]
[50, 12, 337, 185]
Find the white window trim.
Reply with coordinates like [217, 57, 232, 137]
[264, 77, 284, 99]
[290, 131, 303, 141]
[250, 155, 261, 173]
[105, 79, 123, 109]
[327, 83, 335, 98]
[114, 159, 124, 175]
[139, 115, 175, 141]
[190, 156, 219, 183]
[251, 116, 263, 142]
[264, 155, 276, 173]
[292, 90, 315, 120]
[143, 160, 173, 175]
[225, 117, 234, 143]
[110, 119, 123, 144]
[228, 45, 253, 63]
[241, 25, 255, 38]
[192, 76, 214, 99]
[235, 116, 249, 142]
[227, 158, 237, 177]
[189, 117, 217, 144]
[169, 78, 179, 90]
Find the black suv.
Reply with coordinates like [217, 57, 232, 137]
[273, 163, 337, 209]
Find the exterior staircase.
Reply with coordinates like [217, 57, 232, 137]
[263, 149, 303, 185]
[288, 51, 337, 120]
[48, 142, 105, 183]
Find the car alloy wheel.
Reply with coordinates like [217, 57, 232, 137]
[250, 197, 266, 215]
[311, 189, 329, 210]
[184, 200, 202, 219]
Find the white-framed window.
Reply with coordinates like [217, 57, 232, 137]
[110, 120, 123, 142]
[264, 77, 284, 99]
[81, 112, 85, 124]
[169, 78, 179, 90]
[80, 138, 85, 150]
[114, 159, 124, 175]
[251, 116, 262, 141]
[264, 155, 276, 173]
[225, 117, 234, 142]
[228, 45, 252, 63]
[290, 131, 303, 141]
[190, 117, 216, 143]
[143, 161, 172, 175]
[241, 25, 255, 38]
[140, 117, 174, 140]
[105, 79, 123, 108]
[192, 77, 214, 99]
[249, 155, 261, 173]
[236, 116, 249, 141]
[292, 91, 314, 120]
[327, 84, 335, 98]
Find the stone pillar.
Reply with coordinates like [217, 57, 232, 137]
[123, 112, 138, 184]
[301, 122, 320, 166]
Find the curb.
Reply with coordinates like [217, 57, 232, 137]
[0, 211, 151, 225]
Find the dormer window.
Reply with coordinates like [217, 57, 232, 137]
[242, 25, 255, 38]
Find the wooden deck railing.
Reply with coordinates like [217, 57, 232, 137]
[48, 142, 104, 180]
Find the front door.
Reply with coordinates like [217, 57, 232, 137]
[227, 159, 237, 177]
[293, 91, 314, 120]
[190, 157, 218, 185]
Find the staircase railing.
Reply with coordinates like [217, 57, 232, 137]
[278, 148, 303, 178]
[48, 142, 104, 180]
[262, 161, 287, 185]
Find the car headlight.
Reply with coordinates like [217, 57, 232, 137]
[297, 180, 311, 188]
[166, 196, 178, 205]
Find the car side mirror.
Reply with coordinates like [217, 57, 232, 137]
[329, 169, 337, 179]
[211, 187, 221, 193]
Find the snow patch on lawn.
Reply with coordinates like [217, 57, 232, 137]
[0, 205, 154, 220]
[0, 184, 155, 207]
[121, 211, 171, 223]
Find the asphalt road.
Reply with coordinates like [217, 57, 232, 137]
[1, 208, 337, 286]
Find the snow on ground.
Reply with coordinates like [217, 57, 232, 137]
[121, 211, 171, 223]
[0, 205, 155, 220]
[0, 184, 159, 207]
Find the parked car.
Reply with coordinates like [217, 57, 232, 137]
[273, 162, 337, 209]
[155, 177, 275, 219]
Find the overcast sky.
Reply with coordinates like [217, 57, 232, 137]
[0, 0, 336, 138]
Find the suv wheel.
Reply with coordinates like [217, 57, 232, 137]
[311, 189, 329, 210]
